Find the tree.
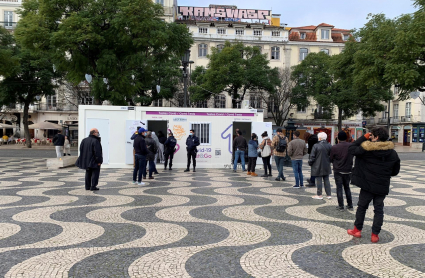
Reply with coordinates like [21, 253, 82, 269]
[15, 0, 193, 106]
[189, 42, 279, 108]
[0, 27, 60, 148]
[259, 68, 302, 127]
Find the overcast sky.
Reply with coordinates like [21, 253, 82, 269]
[178, 0, 418, 30]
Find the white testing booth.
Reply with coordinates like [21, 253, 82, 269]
[78, 106, 272, 169]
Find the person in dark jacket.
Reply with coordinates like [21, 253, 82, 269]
[247, 133, 259, 176]
[305, 132, 319, 186]
[133, 128, 148, 185]
[347, 127, 400, 243]
[164, 132, 177, 170]
[309, 132, 332, 200]
[233, 130, 248, 172]
[76, 128, 103, 191]
[145, 131, 157, 179]
[184, 129, 200, 172]
[53, 130, 65, 158]
[330, 131, 354, 211]
[130, 126, 141, 167]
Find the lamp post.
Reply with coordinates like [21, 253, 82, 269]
[181, 50, 191, 107]
[284, 118, 298, 141]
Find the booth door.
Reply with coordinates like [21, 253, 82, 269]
[86, 118, 110, 165]
[125, 120, 147, 164]
[252, 122, 273, 166]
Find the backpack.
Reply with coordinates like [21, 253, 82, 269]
[275, 135, 287, 152]
[261, 139, 271, 157]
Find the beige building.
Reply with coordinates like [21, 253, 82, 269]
[0, 0, 20, 30]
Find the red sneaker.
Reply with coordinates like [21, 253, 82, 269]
[371, 233, 379, 243]
[347, 226, 362, 238]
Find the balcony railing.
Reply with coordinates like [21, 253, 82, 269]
[401, 116, 413, 122]
[362, 118, 375, 125]
[378, 118, 388, 124]
[34, 103, 78, 112]
[0, 22, 18, 30]
[392, 116, 400, 123]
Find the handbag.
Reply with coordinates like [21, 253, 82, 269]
[283, 149, 292, 167]
[261, 139, 271, 157]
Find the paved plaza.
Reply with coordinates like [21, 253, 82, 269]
[0, 157, 424, 277]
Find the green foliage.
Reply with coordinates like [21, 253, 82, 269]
[189, 42, 279, 108]
[15, 0, 193, 105]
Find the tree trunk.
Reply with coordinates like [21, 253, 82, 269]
[337, 107, 343, 132]
[23, 102, 32, 148]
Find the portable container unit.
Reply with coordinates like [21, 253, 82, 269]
[78, 105, 272, 169]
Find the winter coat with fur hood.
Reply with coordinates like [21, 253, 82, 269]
[349, 136, 400, 195]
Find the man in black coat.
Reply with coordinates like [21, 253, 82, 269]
[76, 128, 103, 191]
[347, 127, 400, 243]
[53, 130, 65, 158]
[164, 132, 177, 170]
[133, 128, 148, 185]
[184, 129, 200, 172]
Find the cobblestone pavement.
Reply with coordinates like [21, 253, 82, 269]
[0, 158, 424, 278]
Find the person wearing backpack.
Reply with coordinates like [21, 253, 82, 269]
[271, 128, 289, 181]
[259, 131, 273, 177]
[164, 132, 177, 170]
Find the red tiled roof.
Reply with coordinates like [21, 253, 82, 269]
[333, 28, 351, 32]
[331, 33, 343, 42]
[317, 23, 334, 27]
[290, 25, 316, 30]
[289, 31, 317, 41]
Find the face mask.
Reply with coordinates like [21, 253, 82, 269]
[190, 133, 193, 136]
[97, 132, 100, 137]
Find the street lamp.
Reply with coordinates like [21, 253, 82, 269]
[284, 118, 298, 141]
[35, 95, 41, 110]
[181, 50, 191, 107]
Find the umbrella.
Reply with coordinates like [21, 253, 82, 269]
[28, 122, 63, 130]
[0, 123, 16, 129]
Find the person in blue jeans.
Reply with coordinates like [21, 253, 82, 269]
[132, 128, 148, 185]
[233, 130, 247, 172]
[287, 131, 308, 188]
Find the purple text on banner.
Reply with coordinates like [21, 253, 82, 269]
[146, 111, 255, 117]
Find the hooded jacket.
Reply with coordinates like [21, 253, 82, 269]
[308, 140, 332, 176]
[349, 136, 400, 195]
[145, 136, 157, 161]
[133, 134, 148, 156]
[76, 135, 103, 169]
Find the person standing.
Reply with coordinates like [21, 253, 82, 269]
[164, 132, 177, 170]
[305, 132, 319, 187]
[271, 128, 289, 181]
[157, 130, 166, 164]
[287, 130, 307, 188]
[309, 132, 332, 199]
[151, 132, 160, 174]
[131, 126, 141, 167]
[184, 129, 200, 172]
[233, 130, 247, 172]
[53, 130, 65, 158]
[347, 127, 400, 243]
[259, 131, 273, 177]
[145, 131, 157, 180]
[330, 131, 354, 211]
[76, 128, 103, 191]
[133, 128, 148, 185]
[247, 133, 259, 176]
[63, 136, 71, 156]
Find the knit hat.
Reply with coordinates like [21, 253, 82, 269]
[261, 131, 268, 137]
[138, 128, 147, 133]
[338, 131, 347, 141]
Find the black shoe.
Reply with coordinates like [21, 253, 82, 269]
[193, 168, 196, 172]
[243, 169, 247, 172]
[336, 206, 344, 211]
[149, 176, 154, 180]
[154, 172, 159, 175]
[307, 178, 311, 184]
[90, 187, 99, 191]
[306, 183, 315, 187]
[281, 177, 286, 181]
[68, 154, 71, 156]
[233, 170, 237, 172]
[184, 169, 190, 172]
[169, 168, 172, 170]
[143, 176, 146, 179]
[85, 188, 90, 190]
[63, 154, 66, 156]
[268, 174, 272, 177]
[164, 167, 167, 170]
[261, 174, 268, 177]
[275, 178, 281, 181]
[346, 205, 354, 210]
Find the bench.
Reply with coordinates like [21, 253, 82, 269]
[46, 156, 78, 170]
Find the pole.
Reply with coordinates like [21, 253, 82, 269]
[387, 99, 390, 133]
[183, 64, 188, 108]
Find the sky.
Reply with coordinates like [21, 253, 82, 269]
[178, 0, 418, 30]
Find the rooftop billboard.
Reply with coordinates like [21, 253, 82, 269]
[177, 6, 271, 20]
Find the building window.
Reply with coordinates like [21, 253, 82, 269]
[393, 86, 399, 96]
[343, 34, 349, 41]
[217, 44, 225, 52]
[198, 27, 208, 34]
[406, 102, 411, 117]
[79, 93, 94, 105]
[321, 49, 329, 55]
[236, 28, 244, 35]
[393, 104, 399, 118]
[198, 44, 208, 57]
[321, 29, 330, 39]
[271, 46, 280, 60]
[300, 48, 308, 61]
[249, 95, 262, 109]
[196, 100, 208, 108]
[217, 28, 226, 34]
[268, 97, 278, 113]
[272, 31, 280, 37]
[214, 95, 226, 108]
[382, 106, 388, 119]
[300, 32, 306, 39]
[155, 0, 164, 5]
[297, 105, 306, 113]
[191, 123, 211, 145]
[253, 29, 262, 36]
[4, 11, 13, 28]
[153, 99, 163, 107]
[47, 94, 57, 108]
